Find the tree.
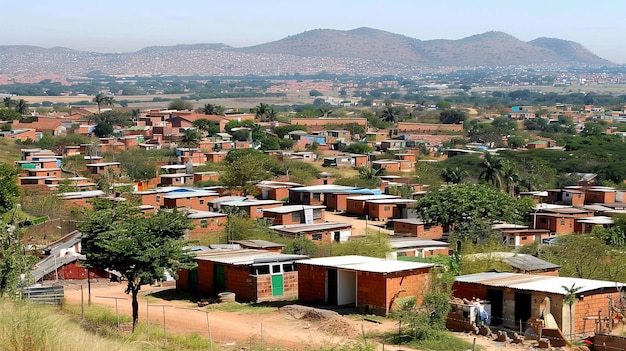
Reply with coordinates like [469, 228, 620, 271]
[501, 162, 521, 196]
[180, 128, 202, 170]
[0, 164, 37, 296]
[343, 143, 373, 155]
[192, 119, 219, 137]
[440, 167, 468, 184]
[439, 109, 467, 124]
[168, 98, 193, 111]
[309, 89, 323, 97]
[562, 283, 581, 341]
[200, 103, 225, 116]
[253, 102, 270, 121]
[79, 201, 195, 330]
[221, 149, 276, 195]
[118, 149, 163, 182]
[3, 97, 14, 108]
[265, 108, 278, 122]
[416, 183, 533, 242]
[93, 93, 114, 113]
[358, 167, 385, 180]
[479, 153, 505, 189]
[435, 100, 451, 110]
[0, 108, 22, 121]
[380, 105, 399, 123]
[14, 99, 29, 115]
[93, 120, 114, 138]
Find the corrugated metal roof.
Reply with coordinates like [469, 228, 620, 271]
[296, 255, 434, 273]
[231, 240, 285, 248]
[388, 238, 449, 249]
[262, 205, 325, 214]
[270, 222, 352, 234]
[456, 272, 624, 295]
[194, 249, 304, 265]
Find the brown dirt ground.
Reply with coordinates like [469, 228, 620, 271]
[60, 282, 563, 351]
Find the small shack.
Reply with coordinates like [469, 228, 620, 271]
[296, 255, 434, 316]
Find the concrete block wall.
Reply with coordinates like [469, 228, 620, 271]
[254, 272, 299, 302]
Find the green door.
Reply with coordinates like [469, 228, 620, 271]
[189, 268, 199, 291]
[214, 265, 226, 292]
[271, 274, 284, 297]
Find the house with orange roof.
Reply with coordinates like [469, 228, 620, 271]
[13, 117, 66, 136]
[0, 128, 37, 142]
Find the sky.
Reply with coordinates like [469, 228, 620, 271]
[5, 0, 626, 63]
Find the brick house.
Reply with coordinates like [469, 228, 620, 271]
[270, 222, 352, 244]
[220, 200, 283, 219]
[186, 210, 227, 240]
[296, 255, 434, 316]
[453, 272, 623, 338]
[387, 237, 450, 259]
[391, 219, 444, 239]
[176, 248, 307, 303]
[162, 190, 220, 211]
[262, 205, 326, 225]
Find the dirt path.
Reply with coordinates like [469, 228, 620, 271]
[62, 282, 550, 351]
[63, 282, 397, 350]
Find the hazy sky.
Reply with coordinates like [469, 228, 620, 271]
[5, 0, 626, 63]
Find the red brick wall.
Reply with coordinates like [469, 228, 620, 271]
[595, 334, 626, 351]
[253, 272, 299, 302]
[177, 269, 189, 290]
[346, 199, 366, 215]
[368, 203, 395, 220]
[326, 193, 349, 212]
[573, 291, 620, 334]
[397, 122, 464, 133]
[197, 260, 215, 293]
[357, 269, 430, 315]
[452, 282, 488, 301]
[297, 265, 327, 304]
[225, 265, 253, 302]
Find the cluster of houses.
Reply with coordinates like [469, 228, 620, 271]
[10, 106, 626, 346]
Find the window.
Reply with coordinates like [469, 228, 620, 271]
[383, 206, 391, 211]
[156, 195, 161, 203]
[312, 233, 322, 241]
[313, 209, 322, 219]
[522, 236, 527, 240]
[199, 199, 204, 205]
[313, 193, 321, 201]
[283, 263, 296, 272]
[291, 212, 301, 222]
[272, 265, 281, 274]
[560, 219, 566, 225]
[252, 265, 270, 275]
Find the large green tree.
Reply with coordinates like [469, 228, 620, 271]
[79, 201, 196, 329]
[416, 183, 534, 242]
[221, 149, 278, 194]
[0, 163, 37, 296]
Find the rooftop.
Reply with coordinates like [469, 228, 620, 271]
[296, 255, 434, 273]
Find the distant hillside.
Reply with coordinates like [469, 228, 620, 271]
[239, 28, 612, 67]
[0, 28, 614, 78]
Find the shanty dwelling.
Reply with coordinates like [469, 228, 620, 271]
[270, 222, 353, 244]
[261, 205, 326, 225]
[220, 200, 283, 219]
[391, 219, 444, 239]
[31, 231, 109, 283]
[346, 195, 399, 216]
[575, 216, 614, 234]
[452, 272, 624, 340]
[185, 210, 227, 240]
[230, 240, 285, 253]
[365, 198, 417, 221]
[162, 190, 220, 211]
[464, 253, 560, 276]
[386, 237, 450, 259]
[176, 248, 307, 303]
[492, 223, 552, 247]
[296, 255, 435, 316]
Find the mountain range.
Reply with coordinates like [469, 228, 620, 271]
[0, 28, 614, 79]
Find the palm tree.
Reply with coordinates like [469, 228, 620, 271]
[380, 105, 398, 123]
[441, 167, 468, 184]
[265, 108, 278, 122]
[501, 162, 521, 196]
[562, 284, 581, 341]
[180, 128, 202, 170]
[3, 97, 14, 108]
[93, 93, 114, 113]
[130, 109, 141, 123]
[254, 102, 269, 122]
[479, 152, 504, 189]
[358, 166, 385, 179]
[202, 103, 225, 116]
[14, 99, 29, 115]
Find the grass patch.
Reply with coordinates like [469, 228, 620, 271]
[384, 329, 481, 351]
[205, 301, 277, 314]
